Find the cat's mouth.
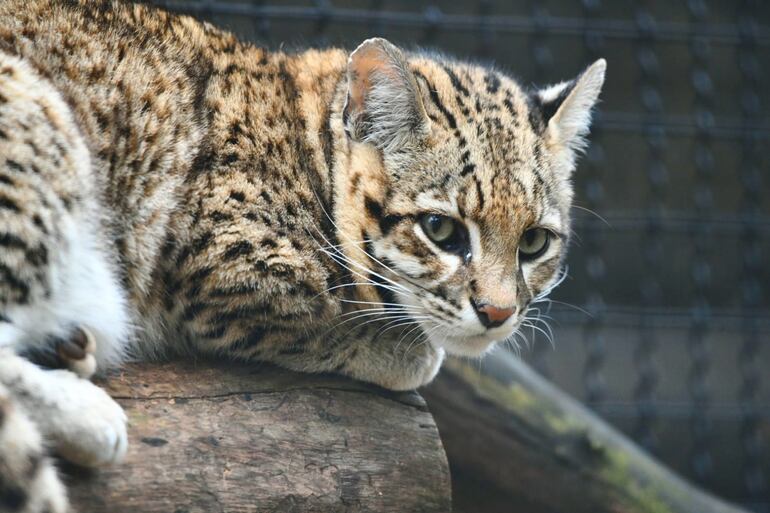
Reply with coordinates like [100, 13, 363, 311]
[422, 317, 519, 357]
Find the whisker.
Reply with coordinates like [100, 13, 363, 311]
[354, 315, 429, 335]
[375, 314, 427, 331]
[377, 318, 429, 339]
[340, 298, 423, 310]
[521, 321, 555, 349]
[333, 310, 416, 325]
[572, 204, 610, 226]
[403, 323, 439, 359]
[315, 239, 413, 297]
[527, 315, 555, 343]
[337, 307, 421, 319]
[313, 243, 410, 298]
[323, 311, 418, 336]
[533, 265, 569, 302]
[305, 209, 413, 296]
[395, 323, 424, 354]
[538, 298, 592, 318]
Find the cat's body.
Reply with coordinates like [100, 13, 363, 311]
[0, 1, 605, 511]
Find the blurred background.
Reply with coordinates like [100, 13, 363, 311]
[150, 0, 768, 510]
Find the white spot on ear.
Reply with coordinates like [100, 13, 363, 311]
[537, 80, 572, 104]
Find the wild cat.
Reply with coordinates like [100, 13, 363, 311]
[0, 0, 605, 510]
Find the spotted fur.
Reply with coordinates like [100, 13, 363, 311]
[0, 1, 604, 509]
[0, 386, 68, 513]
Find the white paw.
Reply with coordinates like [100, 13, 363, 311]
[38, 370, 128, 468]
[0, 354, 128, 468]
[0, 383, 71, 513]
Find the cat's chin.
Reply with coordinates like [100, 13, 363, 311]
[427, 331, 502, 357]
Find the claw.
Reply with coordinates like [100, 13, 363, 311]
[56, 338, 86, 361]
[56, 327, 97, 379]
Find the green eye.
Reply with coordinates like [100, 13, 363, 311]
[421, 214, 455, 242]
[519, 228, 550, 260]
[419, 214, 468, 255]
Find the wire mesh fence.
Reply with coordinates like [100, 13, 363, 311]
[149, 0, 769, 510]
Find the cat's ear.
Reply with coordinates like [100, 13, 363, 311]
[344, 38, 430, 153]
[535, 58, 606, 160]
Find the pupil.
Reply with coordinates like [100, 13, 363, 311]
[526, 230, 536, 245]
[431, 216, 443, 233]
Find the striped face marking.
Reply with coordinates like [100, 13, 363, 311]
[340, 44, 604, 357]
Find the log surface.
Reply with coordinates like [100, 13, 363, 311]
[66, 360, 451, 513]
[423, 348, 748, 513]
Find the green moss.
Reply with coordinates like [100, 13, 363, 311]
[598, 443, 678, 513]
[446, 358, 684, 513]
[446, 358, 578, 435]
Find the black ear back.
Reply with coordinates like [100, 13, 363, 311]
[533, 80, 576, 126]
[530, 59, 606, 155]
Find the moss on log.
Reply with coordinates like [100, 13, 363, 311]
[423, 349, 747, 513]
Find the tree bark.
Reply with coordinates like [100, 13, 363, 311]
[65, 360, 451, 513]
[422, 349, 748, 513]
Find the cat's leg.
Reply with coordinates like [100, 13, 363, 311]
[266, 328, 446, 391]
[171, 266, 443, 390]
[0, 51, 131, 470]
[0, 382, 69, 513]
[339, 333, 446, 391]
[0, 50, 131, 368]
[0, 352, 127, 468]
[191, 311, 444, 390]
[168, 222, 444, 390]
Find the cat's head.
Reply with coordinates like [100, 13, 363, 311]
[335, 38, 605, 357]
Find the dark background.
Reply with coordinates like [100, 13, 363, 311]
[152, 1, 769, 511]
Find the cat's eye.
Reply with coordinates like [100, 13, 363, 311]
[419, 214, 468, 254]
[519, 228, 550, 261]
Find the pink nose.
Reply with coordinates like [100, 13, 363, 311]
[474, 303, 515, 328]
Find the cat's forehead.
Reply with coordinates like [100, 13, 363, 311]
[408, 169, 559, 234]
[395, 58, 563, 227]
[408, 58, 549, 179]
[410, 56, 539, 140]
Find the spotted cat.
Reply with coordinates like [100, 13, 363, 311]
[0, 0, 605, 510]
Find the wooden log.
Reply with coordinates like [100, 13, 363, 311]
[422, 348, 748, 513]
[65, 360, 451, 513]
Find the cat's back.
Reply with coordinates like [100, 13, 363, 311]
[0, 0, 216, 105]
[0, 0, 240, 89]
[0, 0, 246, 301]
[0, 0, 223, 167]
[0, 0, 348, 318]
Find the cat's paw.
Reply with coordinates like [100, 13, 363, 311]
[23, 326, 98, 379]
[54, 326, 97, 379]
[0, 354, 128, 468]
[387, 346, 446, 391]
[0, 387, 70, 513]
[346, 344, 446, 391]
[46, 370, 128, 467]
